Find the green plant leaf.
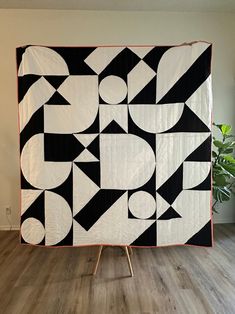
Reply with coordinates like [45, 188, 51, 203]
[221, 148, 234, 154]
[213, 164, 223, 173]
[212, 170, 224, 178]
[222, 142, 235, 149]
[213, 187, 219, 201]
[213, 123, 223, 131]
[213, 174, 229, 186]
[212, 123, 235, 211]
[224, 141, 235, 148]
[214, 141, 235, 153]
[219, 162, 235, 178]
[221, 124, 232, 135]
[212, 151, 217, 158]
[223, 155, 235, 163]
[213, 186, 231, 202]
[213, 186, 223, 202]
[224, 186, 232, 193]
[213, 140, 224, 148]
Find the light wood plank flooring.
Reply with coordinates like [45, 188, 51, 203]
[0, 224, 235, 314]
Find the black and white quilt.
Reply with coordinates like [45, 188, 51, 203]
[17, 42, 213, 247]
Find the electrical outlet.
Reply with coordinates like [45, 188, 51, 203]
[6, 206, 11, 216]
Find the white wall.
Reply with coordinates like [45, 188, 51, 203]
[0, 9, 234, 229]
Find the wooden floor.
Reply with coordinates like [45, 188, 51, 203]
[0, 225, 235, 314]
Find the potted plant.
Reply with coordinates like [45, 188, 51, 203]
[212, 123, 235, 212]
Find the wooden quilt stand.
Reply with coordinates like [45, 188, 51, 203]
[93, 246, 134, 277]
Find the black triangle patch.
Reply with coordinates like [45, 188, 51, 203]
[129, 76, 156, 104]
[20, 106, 44, 153]
[143, 46, 172, 72]
[75, 162, 100, 187]
[86, 136, 99, 160]
[186, 135, 211, 161]
[46, 91, 70, 105]
[163, 105, 210, 133]
[101, 120, 126, 134]
[158, 206, 182, 220]
[131, 222, 156, 246]
[44, 75, 68, 89]
[186, 221, 212, 246]
[18, 75, 41, 103]
[21, 192, 45, 224]
[157, 164, 183, 205]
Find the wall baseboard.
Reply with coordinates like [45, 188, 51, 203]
[213, 218, 235, 224]
[0, 225, 20, 231]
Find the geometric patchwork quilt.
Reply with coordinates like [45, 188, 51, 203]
[17, 42, 213, 247]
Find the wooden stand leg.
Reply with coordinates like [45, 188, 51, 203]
[125, 246, 134, 277]
[93, 246, 103, 275]
[120, 246, 133, 256]
[128, 246, 133, 255]
[93, 245, 134, 277]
